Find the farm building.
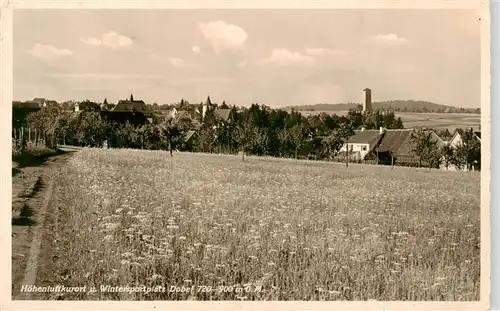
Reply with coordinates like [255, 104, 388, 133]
[111, 94, 152, 116]
[71, 95, 152, 127]
[197, 96, 236, 124]
[447, 129, 481, 148]
[440, 128, 481, 172]
[338, 128, 446, 167]
[12, 100, 42, 128]
[370, 129, 444, 167]
[214, 108, 235, 123]
[180, 130, 199, 151]
[337, 127, 385, 161]
[99, 98, 116, 111]
[104, 94, 154, 125]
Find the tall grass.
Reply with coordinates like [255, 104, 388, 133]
[12, 139, 59, 158]
[46, 149, 480, 301]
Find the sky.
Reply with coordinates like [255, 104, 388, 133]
[13, 9, 482, 108]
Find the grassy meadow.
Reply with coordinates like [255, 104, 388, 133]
[47, 149, 480, 301]
[298, 110, 480, 131]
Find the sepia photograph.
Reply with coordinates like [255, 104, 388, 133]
[2, 2, 491, 309]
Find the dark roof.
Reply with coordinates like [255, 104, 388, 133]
[214, 109, 232, 121]
[375, 130, 413, 154]
[363, 88, 371, 91]
[14, 101, 41, 109]
[347, 130, 382, 144]
[385, 129, 444, 156]
[112, 99, 154, 118]
[112, 100, 147, 112]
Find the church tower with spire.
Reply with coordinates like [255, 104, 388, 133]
[202, 95, 212, 121]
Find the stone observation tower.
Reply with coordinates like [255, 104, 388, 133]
[363, 88, 372, 113]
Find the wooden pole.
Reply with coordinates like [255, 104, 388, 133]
[345, 143, 349, 168]
[28, 127, 31, 143]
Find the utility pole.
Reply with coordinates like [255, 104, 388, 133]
[345, 142, 349, 168]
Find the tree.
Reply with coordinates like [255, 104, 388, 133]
[321, 134, 344, 160]
[279, 123, 308, 159]
[392, 117, 404, 129]
[79, 100, 101, 112]
[27, 104, 63, 148]
[409, 129, 441, 168]
[235, 117, 253, 161]
[160, 116, 183, 157]
[248, 127, 269, 156]
[440, 144, 455, 171]
[75, 111, 107, 147]
[453, 129, 481, 171]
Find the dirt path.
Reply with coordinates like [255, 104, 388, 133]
[11, 151, 76, 300]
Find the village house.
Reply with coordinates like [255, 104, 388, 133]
[180, 130, 199, 152]
[214, 108, 235, 123]
[337, 127, 385, 161]
[369, 129, 414, 165]
[199, 95, 236, 125]
[12, 100, 42, 128]
[338, 127, 446, 167]
[371, 129, 445, 167]
[99, 98, 116, 112]
[107, 94, 153, 125]
[447, 128, 481, 148]
[72, 94, 153, 126]
[440, 128, 481, 172]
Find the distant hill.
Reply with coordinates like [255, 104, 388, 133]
[285, 100, 480, 114]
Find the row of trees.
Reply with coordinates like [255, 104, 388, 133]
[16, 99, 480, 171]
[20, 101, 404, 161]
[409, 128, 481, 171]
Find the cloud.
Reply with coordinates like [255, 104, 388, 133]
[80, 38, 102, 46]
[369, 33, 409, 45]
[257, 49, 313, 66]
[80, 31, 133, 49]
[192, 45, 201, 53]
[198, 20, 247, 53]
[168, 57, 191, 68]
[28, 43, 73, 60]
[305, 48, 347, 56]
